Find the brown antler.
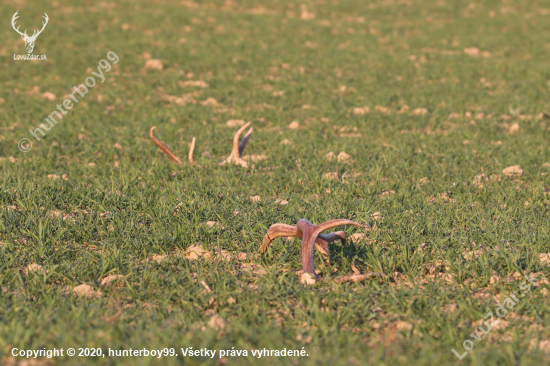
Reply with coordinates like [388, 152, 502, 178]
[220, 122, 253, 167]
[188, 137, 200, 167]
[297, 219, 362, 278]
[150, 126, 182, 164]
[260, 224, 345, 258]
[150, 126, 199, 167]
[260, 219, 384, 284]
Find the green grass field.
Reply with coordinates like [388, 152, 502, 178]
[2, 0, 550, 364]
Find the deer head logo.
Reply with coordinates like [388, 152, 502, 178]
[11, 11, 49, 54]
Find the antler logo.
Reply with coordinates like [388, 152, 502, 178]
[11, 11, 49, 54]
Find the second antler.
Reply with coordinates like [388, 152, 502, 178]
[260, 223, 346, 258]
[261, 219, 385, 284]
[150, 123, 254, 168]
[150, 126, 200, 167]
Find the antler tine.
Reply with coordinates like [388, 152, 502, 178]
[220, 122, 252, 167]
[308, 219, 361, 260]
[314, 219, 362, 234]
[150, 126, 182, 164]
[188, 137, 201, 168]
[238, 126, 253, 156]
[316, 231, 346, 257]
[260, 225, 345, 258]
[232, 122, 251, 157]
[260, 224, 301, 253]
[318, 231, 347, 245]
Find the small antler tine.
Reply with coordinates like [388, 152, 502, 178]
[238, 127, 253, 156]
[315, 231, 346, 258]
[260, 236, 271, 253]
[232, 122, 251, 158]
[318, 231, 346, 245]
[188, 137, 201, 168]
[314, 237, 330, 257]
[220, 122, 252, 166]
[150, 126, 182, 164]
